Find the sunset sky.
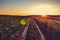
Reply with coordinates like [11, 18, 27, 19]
[0, 0, 60, 16]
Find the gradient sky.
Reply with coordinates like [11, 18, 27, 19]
[0, 0, 60, 16]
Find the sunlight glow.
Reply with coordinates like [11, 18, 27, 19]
[26, 4, 59, 15]
[41, 15, 48, 19]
